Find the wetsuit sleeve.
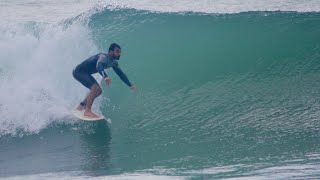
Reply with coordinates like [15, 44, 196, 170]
[112, 64, 132, 87]
[96, 54, 108, 78]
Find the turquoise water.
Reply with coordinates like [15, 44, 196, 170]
[1, 1, 320, 179]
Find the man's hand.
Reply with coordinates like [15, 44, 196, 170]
[130, 85, 140, 93]
[105, 77, 111, 86]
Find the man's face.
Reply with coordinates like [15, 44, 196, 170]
[112, 47, 121, 60]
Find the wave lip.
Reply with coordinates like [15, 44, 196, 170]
[103, 0, 320, 13]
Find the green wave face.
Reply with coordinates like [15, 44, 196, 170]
[85, 9, 320, 176]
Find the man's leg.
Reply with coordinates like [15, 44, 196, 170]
[76, 95, 88, 111]
[72, 69, 102, 117]
[84, 83, 102, 117]
[73, 69, 89, 111]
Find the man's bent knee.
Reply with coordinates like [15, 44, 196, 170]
[91, 84, 102, 97]
[96, 88, 102, 97]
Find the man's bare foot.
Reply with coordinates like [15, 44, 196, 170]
[76, 105, 85, 111]
[84, 110, 99, 118]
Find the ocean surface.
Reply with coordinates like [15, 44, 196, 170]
[1, 0, 320, 179]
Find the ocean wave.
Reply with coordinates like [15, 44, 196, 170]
[101, 0, 320, 14]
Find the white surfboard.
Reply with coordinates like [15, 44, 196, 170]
[72, 110, 105, 121]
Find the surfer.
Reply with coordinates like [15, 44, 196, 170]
[72, 43, 139, 118]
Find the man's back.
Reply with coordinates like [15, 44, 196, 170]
[75, 54, 100, 74]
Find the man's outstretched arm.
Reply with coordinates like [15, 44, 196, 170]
[112, 65, 132, 87]
[112, 64, 139, 92]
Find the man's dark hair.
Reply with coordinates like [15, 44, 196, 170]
[109, 43, 121, 51]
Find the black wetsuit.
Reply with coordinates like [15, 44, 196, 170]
[72, 53, 132, 89]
